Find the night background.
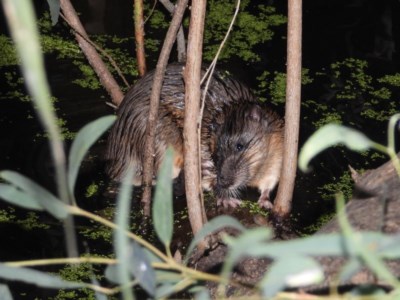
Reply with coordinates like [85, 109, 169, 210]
[0, 0, 399, 298]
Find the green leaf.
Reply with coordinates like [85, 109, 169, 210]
[260, 256, 323, 297]
[155, 278, 193, 298]
[0, 264, 83, 289]
[0, 284, 12, 300]
[106, 243, 156, 296]
[185, 215, 246, 263]
[243, 232, 399, 259]
[153, 147, 174, 249]
[222, 227, 272, 278]
[46, 0, 60, 25]
[299, 124, 374, 172]
[336, 193, 400, 287]
[339, 259, 362, 283]
[155, 283, 177, 299]
[68, 115, 116, 194]
[193, 288, 211, 300]
[0, 171, 69, 219]
[155, 270, 182, 284]
[3, 0, 59, 139]
[113, 170, 135, 300]
[129, 241, 156, 296]
[92, 277, 107, 300]
[0, 183, 43, 210]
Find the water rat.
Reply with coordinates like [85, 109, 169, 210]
[214, 102, 284, 209]
[105, 63, 257, 189]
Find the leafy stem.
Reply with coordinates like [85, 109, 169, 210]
[67, 206, 230, 285]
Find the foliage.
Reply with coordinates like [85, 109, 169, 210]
[312, 58, 399, 127]
[2, 1, 400, 299]
[51, 261, 105, 300]
[85, 182, 99, 198]
[203, 0, 286, 62]
[318, 170, 354, 202]
[0, 208, 15, 223]
[147, 0, 286, 63]
[256, 69, 313, 105]
[0, 35, 18, 66]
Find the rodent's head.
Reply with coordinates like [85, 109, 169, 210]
[214, 103, 275, 198]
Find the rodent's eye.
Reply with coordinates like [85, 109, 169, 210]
[235, 143, 244, 152]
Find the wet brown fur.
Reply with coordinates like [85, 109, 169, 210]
[105, 63, 257, 189]
[215, 103, 284, 208]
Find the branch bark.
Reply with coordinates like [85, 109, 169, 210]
[60, 0, 124, 106]
[183, 0, 208, 235]
[273, 0, 302, 219]
[141, 0, 189, 214]
[159, 0, 187, 62]
[134, 0, 147, 76]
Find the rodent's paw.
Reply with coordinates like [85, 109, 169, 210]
[257, 198, 273, 210]
[217, 197, 242, 208]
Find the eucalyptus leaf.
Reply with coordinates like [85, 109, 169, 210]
[106, 248, 161, 294]
[336, 193, 400, 287]
[155, 283, 176, 299]
[339, 259, 362, 283]
[0, 171, 69, 219]
[244, 232, 394, 259]
[46, 0, 60, 25]
[113, 170, 135, 300]
[155, 270, 182, 283]
[129, 241, 156, 296]
[0, 264, 83, 289]
[143, 247, 163, 264]
[0, 284, 12, 300]
[3, 0, 59, 137]
[193, 288, 211, 300]
[68, 115, 116, 194]
[153, 147, 174, 249]
[155, 278, 193, 299]
[375, 234, 400, 258]
[260, 256, 323, 297]
[104, 264, 120, 284]
[92, 277, 107, 300]
[222, 227, 272, 278]
[185, 215, 246, 262]
[0, 183, 43, 210]
[299, 124, 373, 172]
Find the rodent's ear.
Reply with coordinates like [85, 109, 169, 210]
[245, 104, 262, 123]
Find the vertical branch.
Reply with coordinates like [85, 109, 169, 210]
[141, 0, 189, 214]
[60, 0, 124, 105]
[183, 1, 208, 235]
[134, 0, 147, 76]
[273, 0, 302, 219]
[159, 0, 187, 62]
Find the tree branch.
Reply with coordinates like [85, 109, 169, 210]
[159, 0, 187, 62]
[183, 0, 208, 235]
[134, 0, 147, 76]
[141, 0, 189, 214]
[60, 0, 124, 105]
[273, 0, 302, 219]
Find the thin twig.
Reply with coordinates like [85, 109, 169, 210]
[141, 0, 189, 214]
[60, 12, 130, 89]
[197, 0, 241, 219]
[159, 0, 187, 62]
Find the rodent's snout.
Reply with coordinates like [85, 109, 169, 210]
[217, 173, 231, 189]
[216, 157, 238, 190]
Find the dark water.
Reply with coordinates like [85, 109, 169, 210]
[1, 0, 400, 297]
